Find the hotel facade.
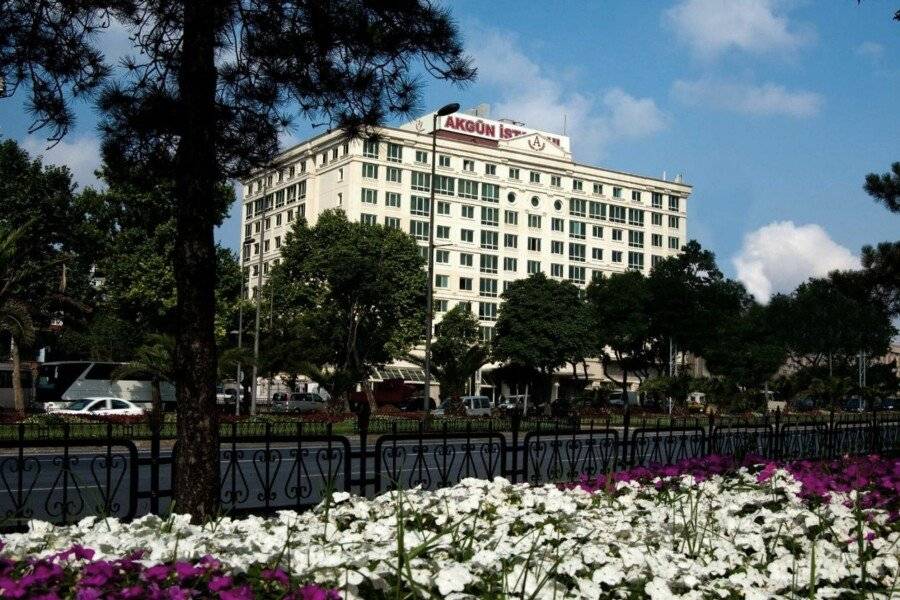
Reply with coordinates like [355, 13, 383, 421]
[239, 106, 691, 391]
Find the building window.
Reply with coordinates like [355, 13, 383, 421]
[612, 229, 623, 242]
[592, 225, 604, 238]
[480, 326, 494, 342]
[669, 215, 680, 228]
[651, 234, 663, 247]
[504, 210, 518, 225]
[435, 299, 448, 313]
[438, 154, 451, 168]
[609, 206, 626, 224]
[527, 237, 541, 252]
[503, 257, 518, 272]
[628, 209, 644, 227]
[386, 166, 402, 183]
[612, 251, 622, 263]
[551, 240, 564, 255]
[569, 243, 586, 262]
[435, 249, 450, 264]
[437, 200, 451, 215]
[411, 171, 431, 192]
[503, 233, 518, 248]
[298, 180, 307, 198]
[480, 254, 498, 273]
[668, 236, 680, 250]
[481, 183, 500, 203]
[436, 225, 450, 239]
[651, 212, 663, 226]
[569, 221, 586, 239]
[361, 188, 378, 204]
[551, 218, 564, 232]
[409, 220, 429, 240]
[387, 142, 402, 163]
[628, 230, 644, 248]
[386, 192, 401, 208]
[458, 178, 478, 199]
[551, 263, 563, 278]
[459, 278, 473, 291]
[550, 175, 561, 188]
[275, 190, 285, 207]
[531, 196, 540, 208]
[415, 150, 428, 164]
[481, 206, 499, 226]
[573, 179, 584, 192]
[461, 229, 474, 243]
[363, 163, 378, 179]
[568, 265, 586, 284]
[569, 197, 586, 217]
[360, 213, 377, 225]
[651, 255, 664, 268]
[410, 195, 430, 216]
[593, 183, 603, 195]
[669, 196, 681, 211]
[527, 214, 542, 229]
[592, 247, 603, 261]
[287, 209, 294, 222]
[435, 274, 449, 288]
[244, 223, 251, 237]
[479, 278, 498, 297]
[628, 251, 644, 271]
[461, 205, 474, 219]
[460, 253, 473, 267]
[529, 171, 541, 184]
[509, 167, 520, 180]
[463, 159, 475, 172]
[589, 201, 606, 220]
[435, 175, 455, 196]
[480, 230, 499, 250]
[612, 187, 622, 198]
[651, 192, 663, 208]
[362, 139, 379, 158]
[479, 302, 498, 321]
[275, 235, 282, 248]
[385, 216, 400, 230]
[631, 190, 642, 202]
[527, 260, 541, 274]
[485, 163, 496, 176]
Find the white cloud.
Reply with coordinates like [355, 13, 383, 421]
[672, 78, 822, 117]
[470, 29, 667, 159]
[856, 41, 884, 60]
[664, 0, 813, 60]
[732, 221, 859, 301]
[21, 135, 103, 190]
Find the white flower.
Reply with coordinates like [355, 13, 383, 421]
[434, 563, 472, 596]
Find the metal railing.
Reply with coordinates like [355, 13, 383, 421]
[0, 409, 897, 531]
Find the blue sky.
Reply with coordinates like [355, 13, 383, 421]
[1, 0, 897, 300]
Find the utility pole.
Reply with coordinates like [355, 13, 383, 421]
[250, 182, 268, 415]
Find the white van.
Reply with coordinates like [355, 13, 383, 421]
[432, 395, 493, 417]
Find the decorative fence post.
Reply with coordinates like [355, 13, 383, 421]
[510, 408, 521, 483]
[357, 405, 370, 497]
[620, 407, 631, 469]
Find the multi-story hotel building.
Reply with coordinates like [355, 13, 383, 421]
[240, 106, 691, 349]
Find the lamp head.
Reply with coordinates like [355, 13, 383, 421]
[436, 102, 460, 117]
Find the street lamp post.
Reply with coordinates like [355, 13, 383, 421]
[235, 280, 244, 416]
[423, 102, 460, 413]
[250, 188, 269, 415]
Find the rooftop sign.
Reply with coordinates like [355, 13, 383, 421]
[401, 111, 571, 153]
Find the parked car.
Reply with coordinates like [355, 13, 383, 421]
[49, 397, 146, 416]
[271, 392, 327, 414]
[877, 397, 898, 411]
[843, 397, 868, 413]
[431, 395, 493, 417]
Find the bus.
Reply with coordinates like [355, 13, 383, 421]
[34, 361, 175, 411]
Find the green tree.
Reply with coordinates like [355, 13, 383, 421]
[0, 221, 36, 411]
[586, 271, 652, 403]
[409, 304, 487, 401]
[112, 334, 175, 424]
[2, 0, 473, 519]
[860, 241, 900, 317]
[492, 273, 591, 403]
[266, 210, 426, 407]
[864, 162, 900, 213]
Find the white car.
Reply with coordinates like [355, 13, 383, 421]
[432, 396, 493, 417]
[49, 397, 146, 416]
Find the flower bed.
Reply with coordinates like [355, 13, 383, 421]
[2, 458, 899, 598]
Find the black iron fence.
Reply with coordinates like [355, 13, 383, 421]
[0, 410, 897, 531]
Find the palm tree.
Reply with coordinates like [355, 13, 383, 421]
[112, 334, 175, 424]
[0, 222, 36, 412]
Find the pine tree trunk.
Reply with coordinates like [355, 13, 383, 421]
[172, 0, 220, 522]
[10, 336, 24, 413]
